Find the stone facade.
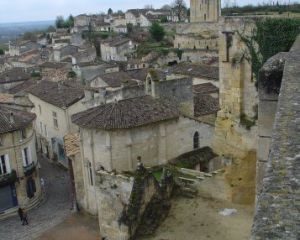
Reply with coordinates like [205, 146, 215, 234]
[0, 113, 41, 217]
[190, 0, 221, 23]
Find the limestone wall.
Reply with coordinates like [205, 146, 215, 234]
[212, 17, 258, 204]
[251, 36, 300, 240]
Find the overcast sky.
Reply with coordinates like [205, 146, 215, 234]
[0, 0, 297, 23]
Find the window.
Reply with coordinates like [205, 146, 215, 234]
[53, 111, 58, 128]
[38, 105, 42, 114]
[193, 132, 200, 149]
[44, 124, 48, 137]
[22, 147, 31, 166]
[26, 177, 36, 199]
[20, 129, 26, 140]
[88, 161, 93, 186]
[0, 155, 10, 175]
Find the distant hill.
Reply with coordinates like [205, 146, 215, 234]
[0, 20, 55, 43]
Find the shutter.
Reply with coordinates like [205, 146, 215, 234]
[5, 154, 11, 174]
[21, 149, 26, 167]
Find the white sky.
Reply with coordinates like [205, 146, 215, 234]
[0, 0, 298, 23]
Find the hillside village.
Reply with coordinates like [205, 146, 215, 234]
[0, 1, 299, 240]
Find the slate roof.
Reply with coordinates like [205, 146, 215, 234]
[0, 106, 36, 134]
[27, 80, 84, 109]
[9, 79, 37, 95]
[0, 68, 30, 84]
[170, 63, 219, 80]
[194, 94, 219, 117]
[72, 96, 179, 130]
[99, 71, 140, 88]
[193, 83, 219, 94]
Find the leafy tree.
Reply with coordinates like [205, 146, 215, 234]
[67, 15, 74, 28]
[108, 8, 113, 15]
[0, 48, 4, 55]
[55, 16, 65, 28]
[149, 22, 165, 42]
[47, 25, 56, 32]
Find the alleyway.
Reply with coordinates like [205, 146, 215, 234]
[0, 155, 72, 240]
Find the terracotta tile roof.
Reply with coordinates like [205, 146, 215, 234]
[64, 133, 80, 157]
[194, 94, 219, 117]
[193, 83, 219, 94]
[0, 94, 14, 104]
[40, 62, 68, 69]
[170, 63, 219, 80]
[0, 68, 30, 84]
[0, 106, 36, 134]
[126, 69, 149, 82]
[27, 80, 84, 109]
[72, 96, 179, 130]
[102, 37, 131, 47]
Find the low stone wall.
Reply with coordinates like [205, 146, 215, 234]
[251, 36, 300, 239]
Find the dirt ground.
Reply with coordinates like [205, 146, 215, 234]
[141, 196, 254, 240]
[37, 212, 100, 240]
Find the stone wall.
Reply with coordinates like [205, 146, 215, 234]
[251, 36, 300, 239]
[212, 17, 258, 204]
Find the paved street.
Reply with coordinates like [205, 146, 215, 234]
[0, 155, 72, 240]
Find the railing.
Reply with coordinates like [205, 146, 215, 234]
[23, 162, 37, 177]
[0, 170, 17, 187]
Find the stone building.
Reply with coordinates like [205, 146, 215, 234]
[27, 80, 85, 167]
[0, 106, 42, 216]
[0, 68, 31, 93]
[190, 0, 221, 23]
[100, 38, 135, 62]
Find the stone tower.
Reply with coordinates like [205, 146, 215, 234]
[190, 0, 221, 23]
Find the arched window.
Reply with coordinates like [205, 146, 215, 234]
[193, 132, 199, 149]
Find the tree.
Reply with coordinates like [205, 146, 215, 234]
[23, 32, 37, 41]
[67, 15, 74, 28]
[161, 4, 172, 10]
[126, 23, 134, 34]
[108, 8, 113, 15]
[149, 22, 165, 42]
[47, 25, 56, 32]
[0, 49, 4, 55]
[144, 4, 153, 9]
[172, 0, 187, 21]
[55, 16, 65, 28]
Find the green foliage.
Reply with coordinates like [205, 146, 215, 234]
[238, 18, 300, 81]
[0, 48, 4, 55]
[55, 15, 74, 29]
[31, 71, 41, 78]
[136, 41, 170, 58]
[160, 16, 168, 23]
[108, 8, 113, 15]
[23, 32, 37, 41]
[149, 22, 165, 42]
[126, 23, 134, 34]
[47, 25, 56, 32]
[175, 48, 183, 60]
[222, 3, 300, 16]
[68, 71, 76, 78]
[240, 113, 256, 130]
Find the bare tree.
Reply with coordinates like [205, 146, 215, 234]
[172, 0, 187, 21]
[144, 4, 154, 9]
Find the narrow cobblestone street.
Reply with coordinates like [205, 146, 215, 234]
[0, 155, 72, 240]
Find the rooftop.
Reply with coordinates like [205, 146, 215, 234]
[99, 71, 141, 88]
[0, 68, 30, 84]
[169, 63, 219, 80]
[72, 96, 179, 130]
[193, 83, 219, 94]
[27, 80, 84, 109]
[0, 106, 36, 134]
